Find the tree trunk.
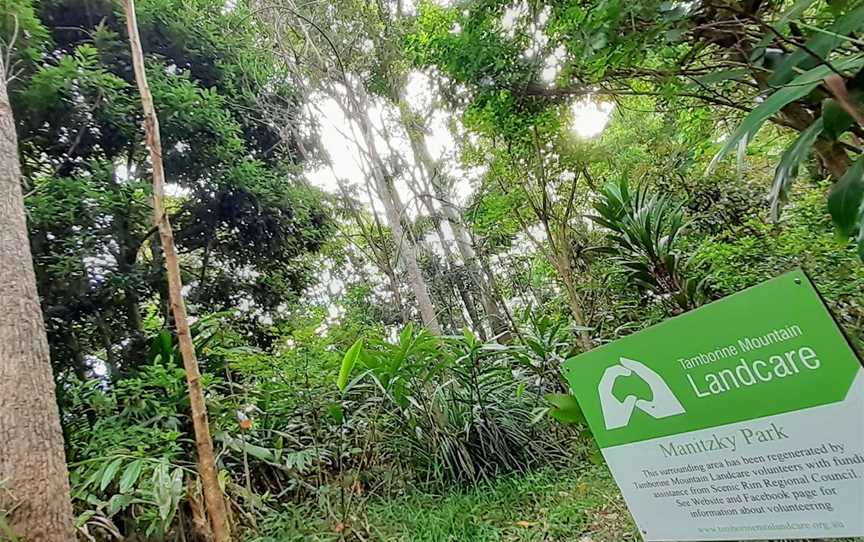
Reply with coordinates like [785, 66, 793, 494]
[396, 96, 507, 339]
[558, 261, 592, 351]
[510, 180, 593, 351]
[334, 178, 409, 324]
[482, 252, 520, 340]
[123, 2, 231, 540]
[537, 217, 591, 352]
[383, 170, 443, 334]
[356, 179, 410, 324]
[346, 85, 442, 334]
[454, 226, 508, 339]
[0, 62, 76, 542]
[402, 165, 482, 335]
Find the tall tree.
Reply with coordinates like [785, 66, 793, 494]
[350, 0, 510, 338]
[410, 0, 864, 257]
[334, 177, 410, 324]
[123, 0, 230, 539]
[256, 0, 443, 333]
[2, 0, 332, 380]
[349, 83, 442, 333]
[489, 135, 594, 351]
[0, 58, 76, 541]
[397, 96, 509, 338]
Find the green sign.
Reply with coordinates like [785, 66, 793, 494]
[565, 270, 864, 541]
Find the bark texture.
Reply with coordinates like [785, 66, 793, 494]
[123, 2, 231, 540]
[0, 66, 76, 541]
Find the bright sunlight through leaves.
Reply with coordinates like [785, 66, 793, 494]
[571, 98, 614, 138]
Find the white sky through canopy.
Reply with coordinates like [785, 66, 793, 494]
[304, 76, 614, 216]
[571, 98, 614, 138]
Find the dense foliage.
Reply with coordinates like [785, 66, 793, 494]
[2, 0, 864, 539]
[8, 0, 333, 381]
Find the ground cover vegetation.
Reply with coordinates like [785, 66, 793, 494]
[0, 0, 863, 539]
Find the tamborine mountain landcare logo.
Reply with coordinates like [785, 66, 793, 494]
[599, 357, 685, 430]
[566, 271, 864, 541]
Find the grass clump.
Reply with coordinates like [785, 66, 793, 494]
[255, 464, 638, 542]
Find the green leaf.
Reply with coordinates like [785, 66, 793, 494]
[238, 439, 275, 462]
[515, 381, 526, 399]
[544, 393, 585, 424]
[693, 68, 748, 85]
[770, 3, 864, 86]
[708, 56, 864, 173]
[0, 515, 20, 542]
[828, 0, 850, 17]
[327, 403, 344, 424]
[530, 406, 551, 425]
[99, 457, 123, 491]
[664, 29, 684, 42]
[822, 98, 854, 140]
[828, 154, 864, 237]
[156, 329, 173, 364]
[81, 462, 105, 492]
[736, 132, 749, 181]
[216, 432, 277, 463]
[777, 0, 819, 27]
[462, 327, 476, 347]
[769, 118, 824, 220]
[857, 204, 864, 260]
[152, 461, 172, 522]
[588, 440, 606, 465]
[118, 459, 144, 494]
[336, 339, 363, 392]
[752, 0, 819, 54]
[107, 493, 134, 515]
[74, 510, 96, 529]
[399, 323, 414, 347]
[170, 468, 184, 500]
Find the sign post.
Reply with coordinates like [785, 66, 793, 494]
[564, 270, 864, 541]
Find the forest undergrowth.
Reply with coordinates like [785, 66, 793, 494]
[2, 0, 864, 540]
